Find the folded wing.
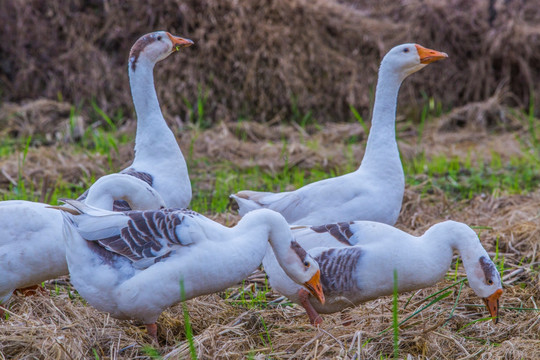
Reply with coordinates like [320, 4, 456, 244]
[63, 200, 203, 269]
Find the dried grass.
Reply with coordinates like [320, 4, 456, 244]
[1, 0, 540, 124]
[0, 112, 539, 358]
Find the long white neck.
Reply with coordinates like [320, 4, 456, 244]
[438, 222, 493, 289]
[359, 63, 404, 172]
[419, 221, 492, 288]
[128, 57, 182, 162]
[426, 221, 489, 261]
[231, 209, 300, 280]
[84, 175, 165, 210]
[370, 222, 482, 297]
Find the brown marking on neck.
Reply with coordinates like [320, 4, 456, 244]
[129, 34, 157, 72]
[479, 256, 499, 285]
[310, 222, 355, 245]
[122, 168, 154, 186]
[290, 240, 308, 261]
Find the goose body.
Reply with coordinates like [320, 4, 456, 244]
[79, 31, 194, 210]
[231, 44, 448, 225]
[59, 204, 325, 340]
[263, 221, 503, 325]
[0, 174, 166, 312]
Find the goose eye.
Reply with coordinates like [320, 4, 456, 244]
[403, 48, 409, 53]
[157, 36, 162, 41]
[303, 261, 310, 267]
[487, 279, 493, 285]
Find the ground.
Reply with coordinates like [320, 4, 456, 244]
[0, 99, 538, 359]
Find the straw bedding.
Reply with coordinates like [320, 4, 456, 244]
[0, 112, 538, 359]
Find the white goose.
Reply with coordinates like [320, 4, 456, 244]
[231, 44, 448, 225]
[79, 31, 193, 210]
[0, 174, 166, 317]
[263, 221, 503, 325]
[58, 202, 325, 341]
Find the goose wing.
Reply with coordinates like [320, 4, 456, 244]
[291, 222, 357, 249]
[232, 175, 357, 224]
[63, 200, 204, 269]
[232, 190, 304, 222]
[311, 247, 363, 296]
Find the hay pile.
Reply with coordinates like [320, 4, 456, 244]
[2, 0, 540, 124]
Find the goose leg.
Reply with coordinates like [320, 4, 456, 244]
[146, 323, 158, 343]
[16, 284, 47, 296]
[340, 312, 353, 326]
[298, 289, 323, 326]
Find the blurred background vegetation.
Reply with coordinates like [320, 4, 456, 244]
[1, 0, 539, 127]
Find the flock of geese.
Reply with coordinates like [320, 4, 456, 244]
[0, 31, 503, 342]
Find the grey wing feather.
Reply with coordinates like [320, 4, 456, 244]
[313, 247, 362, 295]
[69, 206, 201, 270]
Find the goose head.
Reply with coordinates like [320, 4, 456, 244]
[381, 43, 448, 79]
[283, 241, 325, 305]
[429, 221, 503, 323]
[250, 208, 325, 305]
[466, 255, 503, 323]
[129, 31, 194, 71]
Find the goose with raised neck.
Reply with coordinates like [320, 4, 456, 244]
[263, 220, 503, 325]
[120, 31, 193, 209]
[0, 174, 166, 317]
[58, 203, 325, 342]
[231, 44, 448, 226]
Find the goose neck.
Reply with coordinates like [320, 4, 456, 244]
[362, 67, 403, 164]
[128, 58, 176, 155]
[86, 176, 165, 211]
[427, 221, 488, 267]
[84, 193, 114, 211]
[129, 59, 162, 127]
[235, 209, 294, 266]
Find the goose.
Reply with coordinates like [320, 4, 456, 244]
[79, 31, 193, 210]
[0, 174, 166, 318]
[57, 202, 325, 341]
[262, 220, 503, 325]
[231, 44, 448, 225]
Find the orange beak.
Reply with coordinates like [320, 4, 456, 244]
[482, 288, 503, 324]
[304, 270, 325, 305]
[415, 44, 448, 64]
[167, 33, 194, 51]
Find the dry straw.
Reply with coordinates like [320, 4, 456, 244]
[1, 0, 540, 124]
[0, 112, 538, 358]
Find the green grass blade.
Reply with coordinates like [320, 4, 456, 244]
[380, 289, 453, 335]
[392, 269, 399, 359]
[91, 100, 116, 131]
[350, 105, 369, 135]
[180, 279, 198, 360]
[443, 279, 464, 327]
